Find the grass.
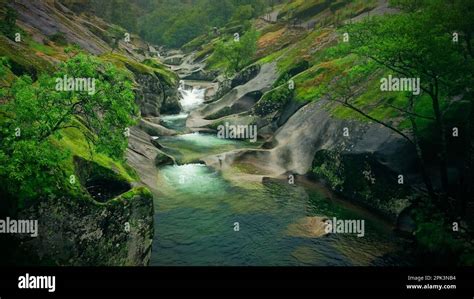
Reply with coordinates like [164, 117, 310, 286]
[28, 39, 57, 56]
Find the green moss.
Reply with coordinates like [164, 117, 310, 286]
[183, 33, 213, 53]
[101, 53, 149, 74]
[142, 58, 178, 84]
[312, 150, 411, 218]
[278, 0, 377, 23]
[280, 29, 333, 71]
[53, 119, 138, 183]
[206, 106, 234, 120]
[292, 54, 354, 102]
[28, 39, 57, 56]
[100, 53, 178, 86]
[329, 74, 405, 122]
[0, 35, 54, 77]
[195, 43, 215, 61]
[254, 85, 294, 116]
[279, 0, 328, 19]
[257, 48, 283, 65]
[114, 186, 153, 202]
[0, 57, 14, 86]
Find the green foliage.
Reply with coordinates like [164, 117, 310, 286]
[28, 39, 56, 56]
[49, 31, 68, 46]
[101, 53, 178, 86]
[0, 6, 18, 40]
[213, 29, 259, 75]
[231, 5, 254, 22]
[64, 44, 82, 54]
[312, 150, 345, 191]
[273, 60, 309, 88]
[0, 56, 8, 77]
[84, 0, 137, 33]
[412, 203, 472, 265]
[0, 54, 138, 208]
[0, 35, 54, 78]
[347, 13, 471, 97]
[254, 84, 294, 116]
[134, 0, 270, 48]
[414, 215, 461, 253]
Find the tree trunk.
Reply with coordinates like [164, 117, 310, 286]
[430, 81, 450, 206]
[408, 96, 437, 202]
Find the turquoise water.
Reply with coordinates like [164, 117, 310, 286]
[151, 84, 411, 266]
[160, 113, 188, 132]
[151, 163, 411, 266]
[158, 132, 258, 163]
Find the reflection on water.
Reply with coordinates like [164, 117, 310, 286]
[151, 164, 412, 266]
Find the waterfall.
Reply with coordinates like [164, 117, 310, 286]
[178, 80, 206, 112]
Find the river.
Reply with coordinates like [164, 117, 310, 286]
[150, 81, 412, 266]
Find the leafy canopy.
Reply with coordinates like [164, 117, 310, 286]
[213, 29, 259, 76]
[0, 54, 138, 207]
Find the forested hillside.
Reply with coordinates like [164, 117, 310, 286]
[60, 0, 282, 47]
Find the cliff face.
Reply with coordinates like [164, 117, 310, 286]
[134, 72, 181, 117]
[11, 0, 111, 55]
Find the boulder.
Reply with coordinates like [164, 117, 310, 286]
[163, 55, 184, 66]
[134, 73, 181, 117]
[15, 188, 154, 266]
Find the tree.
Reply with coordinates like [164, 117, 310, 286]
[0, 54, 138, 208]
[324, 3, 473, 217]
[390, 0, 474, 216]
[0, 6, 18, 40]
[0, 57, 8, 79]
[213, 29, 259, 76]
[231, 5, 254, 22]
[318, 56, 438, 202]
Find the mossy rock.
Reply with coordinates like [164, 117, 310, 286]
[73, 156, 132, 203]
[0, 35, 54, 79]
[254, 85, 294, 116]
[13, 186, 154, 266]
[154, 151, 175, 166]
[100, 53, 178, 86]
[312, 149, 411, 219]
